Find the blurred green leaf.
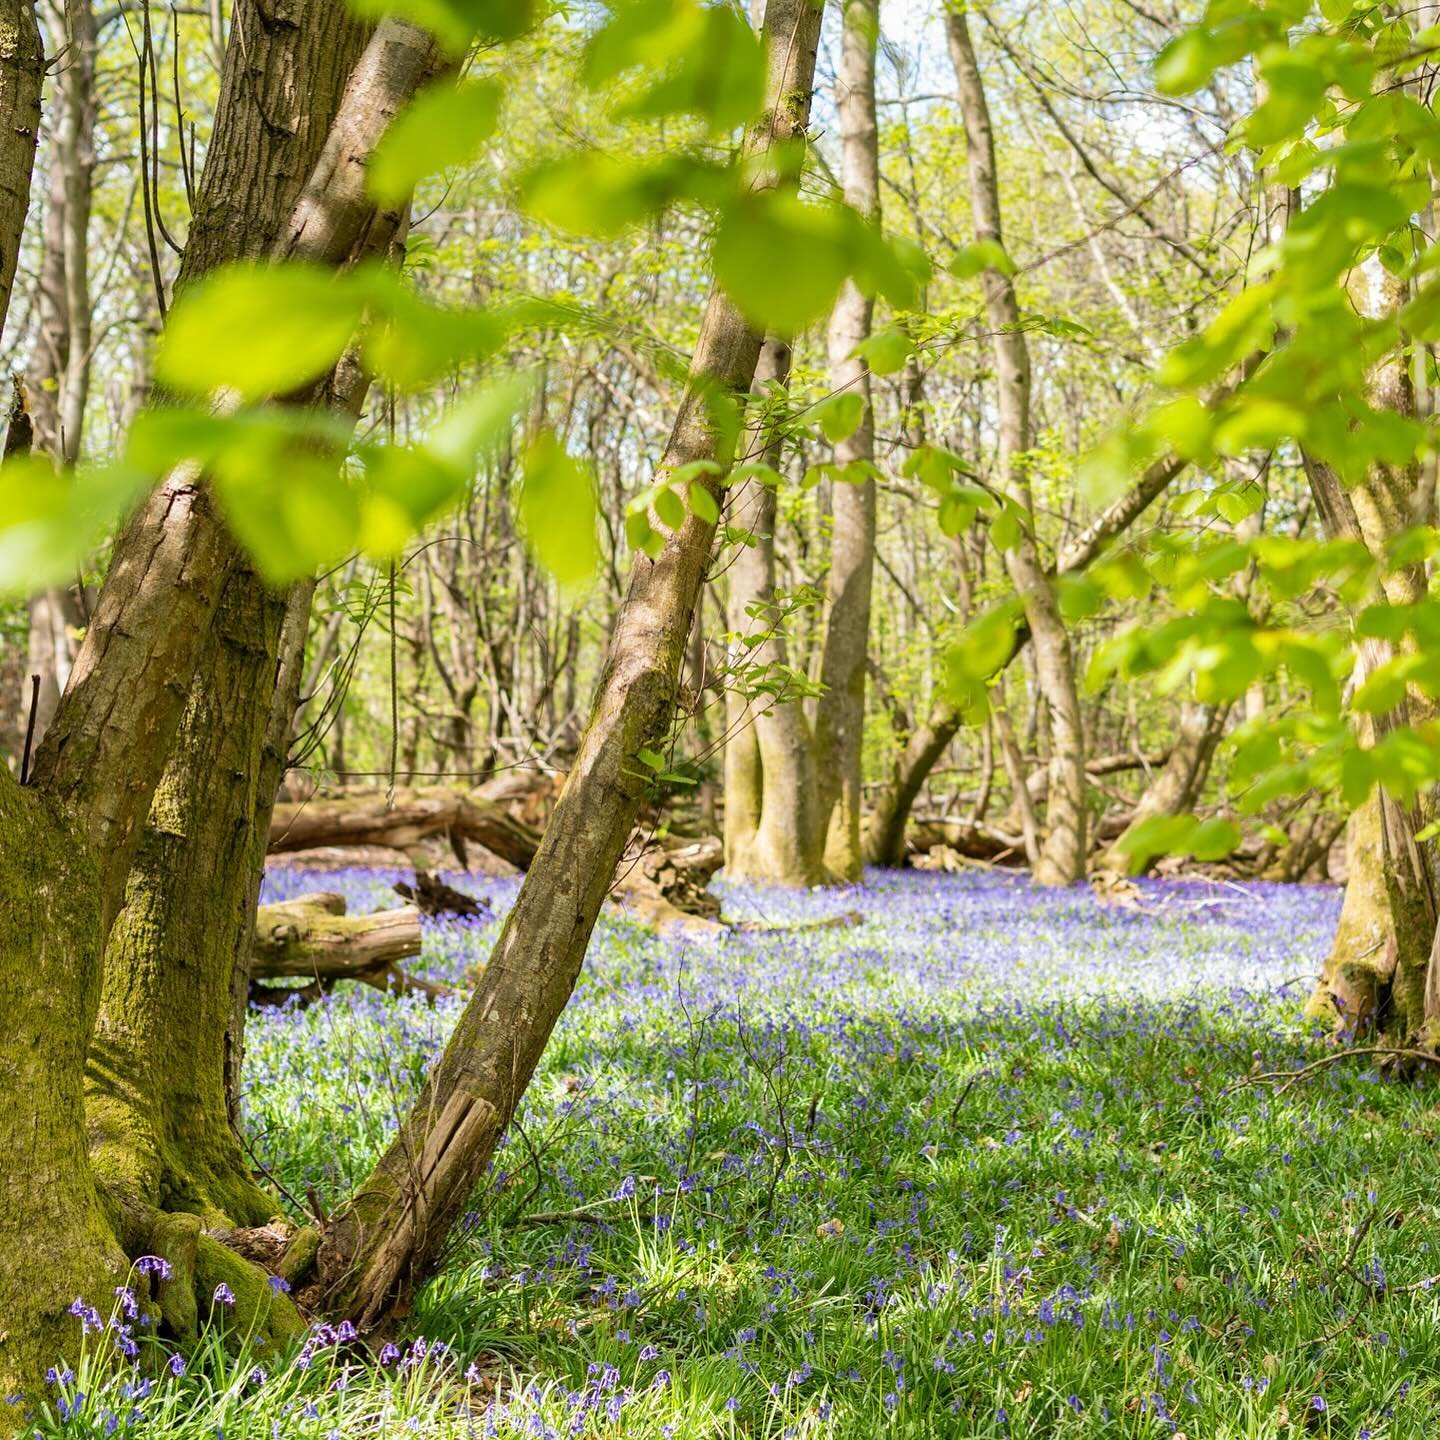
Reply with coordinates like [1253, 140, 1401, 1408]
[713, 193, 852, 334]
[520, 432, 600, 587]
[349, 0, 535, 55]
[369, 78, 502, 206]
[811, 390, 867, 445]
[0, 458, 151, 597]
[950, 239, 1015, 280]
[156, 263, 364, 400]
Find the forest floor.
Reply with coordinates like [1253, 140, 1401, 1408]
[36, 870, 1440, 1438]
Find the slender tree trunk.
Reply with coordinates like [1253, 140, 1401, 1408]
[723, 339, 826, 886]
[863, 707, 959, 865]
[947, 9, 1086, 884]
[813, 0, 879, 881]
[312, 0, 828, 1327]
[20, 0, 95, 757]
[993, 698, 1040, 864]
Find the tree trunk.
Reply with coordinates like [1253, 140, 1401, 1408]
[723, 339, 826, 886]
[270, 784, 542, 868]
[863, 707, 964, 866]
[1301, 257, 1437, 1040]
[947, 9, 1086, 885]
[87, 0, 373, 1231]
[310, 0, 827, 1327]
[0, 3, 438, 1403]
[24, 0, 95, 749]
[250, 893, 427, 991]
[0, 0, 41, 343]
[813, 0, 879, 882]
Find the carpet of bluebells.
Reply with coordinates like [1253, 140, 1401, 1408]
[33, 869, 1440, 1438]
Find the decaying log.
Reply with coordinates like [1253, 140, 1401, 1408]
[268, 787, 542, 870]
[249, 892, 449, 1005]
[610, 834, 726, 938]
[394, 870, 491, 918]
[908, 817, 1027, 863]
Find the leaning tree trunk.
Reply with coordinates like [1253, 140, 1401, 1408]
[1096, 701, 1229, 875]
[310, 0, 828, 1328]
[723, 339, 826, 887]
[947, 9, 1086, 885]
[863, 705, 966, 867]
[812, 0, 880, 882]
[0, 10, 442, 1408]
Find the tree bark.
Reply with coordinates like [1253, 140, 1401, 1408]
[310, 0, 828, 1327]
[813, 0, 879, 882]
[250, 893, 427, 990]
[947, 9, 1086, 885]
[270, 785, 542, 868]
[19, 0, 94, 755]
[86, 0, 373, 1233]
[0, 0, 41, 344]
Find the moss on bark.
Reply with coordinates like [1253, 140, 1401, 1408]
[0, 773, 128, 1417]
[86, 566, 289, 1231]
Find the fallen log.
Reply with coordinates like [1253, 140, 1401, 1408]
[250, 892, 449, 1005]
[268, 786, 542, 870]
[268, 785, 729, 931]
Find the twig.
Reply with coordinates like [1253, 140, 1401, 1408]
[948, 1075, 979, 1128]
[1223, 1047, 1439, 1098]
[19, 674, 40, 784]
[236, 1124, 319, 1226]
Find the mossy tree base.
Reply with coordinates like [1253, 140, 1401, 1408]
[1304, 790, 1436, 1042]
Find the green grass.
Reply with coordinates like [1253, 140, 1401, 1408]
[28, 871, 1440, 1438]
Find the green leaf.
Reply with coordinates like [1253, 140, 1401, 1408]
[368, 79, 502, 206]
[521, 153, 690, 236]
[520, 432, 600, 587]
[588, 0, 765, 132]
[627, 506, 662, 558]
[713, 193, 851, 334]
[687, 479, 720, 524]
[0, 458, 151, 596]
[1154, 29, 1216, 96]
[349, 0, 535, 55]
[653, 484, 686, 531]
[854, 327, 914, 376]
[811, 390, 867, 445]
[950, 239, 1015, 280]
[424, 372, 534, 475]
[156, 263, 364, 400]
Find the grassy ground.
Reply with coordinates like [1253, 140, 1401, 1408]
[30, 870, 1440, 1438]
